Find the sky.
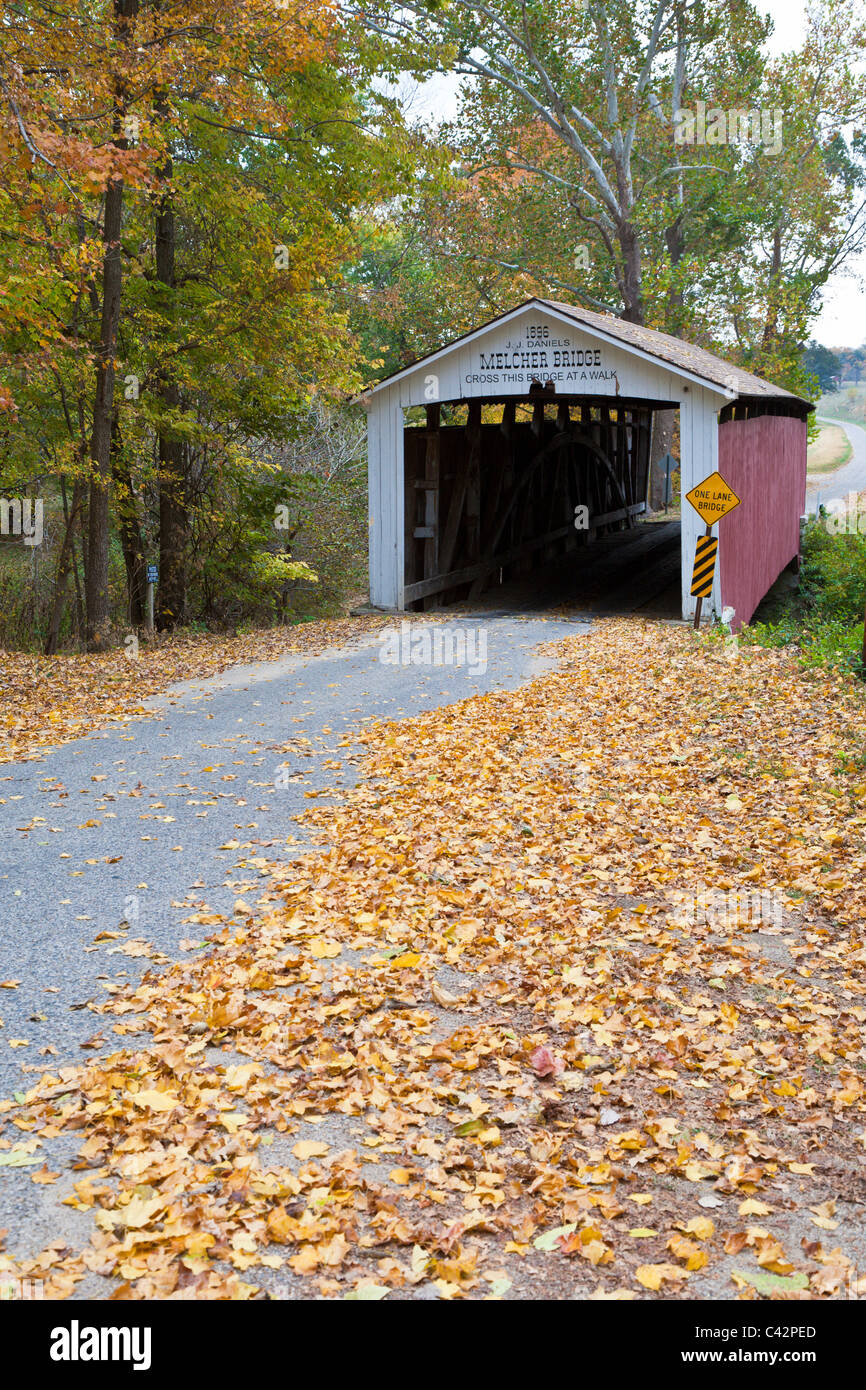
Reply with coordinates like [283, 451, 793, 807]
[395, 0, 864, 349]
[760, 0, 865, 348]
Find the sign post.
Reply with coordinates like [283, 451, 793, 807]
[145, 563, 158, 634]
[685, 472, 741, 630]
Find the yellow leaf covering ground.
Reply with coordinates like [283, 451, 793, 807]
[0, 618, 387, 762]
[3, 620, 866, 1300]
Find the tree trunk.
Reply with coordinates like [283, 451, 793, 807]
[618, 220, 644, 325]
[759, 225, 783, 361]
[616, 217, 674, 507]
[157, 388, 187, 629]
[73, 489, 87, 642]
[154, 125, 187, 631]
[648, 410, 676, 512]
[84, 0, 139, 651]
[85, 171, 124, 650]
[664, 214, 686, 335]
[45, 479, 85, 655]
[111, 411, 147, 624]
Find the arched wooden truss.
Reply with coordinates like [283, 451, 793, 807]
[403, 397, 653, 608]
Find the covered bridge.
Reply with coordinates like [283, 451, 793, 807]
[363, 299, 812, 626]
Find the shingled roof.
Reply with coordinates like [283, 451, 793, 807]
[368, 297, 812, 409]
[540, 299, 811, 406]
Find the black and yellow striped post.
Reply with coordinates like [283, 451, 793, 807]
[691, 526, 718, 629]
[684, 472, 740, 629]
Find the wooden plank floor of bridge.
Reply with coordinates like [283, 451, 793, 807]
[453, 518, 682, 619]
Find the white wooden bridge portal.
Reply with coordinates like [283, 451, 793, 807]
[363, 300, 811, 626]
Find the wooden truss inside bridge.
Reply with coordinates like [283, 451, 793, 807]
[402, 394, 655, 609]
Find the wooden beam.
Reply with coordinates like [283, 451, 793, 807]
[422, 403, 440, 588]
[438, 429, 469, 575]
[404, 504, 646, 605]
[588, 502, 645, 537]
[403, 427, 421, 588]
[404, 523, 574, 604]
[465, 400, 482, 566]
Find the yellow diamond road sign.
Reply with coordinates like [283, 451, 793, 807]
[685, 471, 741, 525]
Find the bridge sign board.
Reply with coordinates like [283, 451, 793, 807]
[685, 470, 741, 628]
[685, 471, 741, 525]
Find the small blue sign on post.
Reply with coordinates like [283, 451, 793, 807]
[144, 563, 158, 633]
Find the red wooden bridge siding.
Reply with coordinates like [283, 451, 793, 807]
[718, 414, 807, 630]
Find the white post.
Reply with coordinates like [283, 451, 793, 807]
[366, 390, 405, 610]
[680, 387, 721, 623]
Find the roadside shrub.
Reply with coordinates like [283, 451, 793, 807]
[800, 520, 866, 621]
[742, 518, 865, 676]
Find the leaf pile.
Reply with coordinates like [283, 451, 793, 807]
[3, 619, 866, 1300]
[0, 618, 387, 763]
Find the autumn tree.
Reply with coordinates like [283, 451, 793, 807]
[0, 0, 395, 647]
[357, 2, 865, 369]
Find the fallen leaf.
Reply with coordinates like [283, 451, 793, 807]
[635, 1263, 685, 1290]
[529, 1045, 565, 1079]
[732, 1269, 809, 1294]
[131, 1090, 179, 1113]
[292, 1140, 329, 1161]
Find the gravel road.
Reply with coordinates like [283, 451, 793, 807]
[807, 416, 866, 508]
[0, 615, 585, 1106]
